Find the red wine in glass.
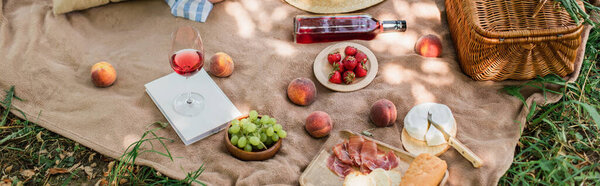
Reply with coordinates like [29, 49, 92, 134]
[170, 26, 205, 117]
[170, 49, 204, 76]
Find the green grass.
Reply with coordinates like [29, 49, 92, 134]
[555, 0, 600, 26]
[499, 26, 600, 185]
[0, 87, 205, 185]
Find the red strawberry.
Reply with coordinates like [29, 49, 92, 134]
[329, 71, 342, 84]
[343, 71, 355, 84]
[327, 52, 342, 65]
[354, 62, 368, 78]
[355, 51, 368, 64]
[333, 61, 344, 73]
[343, 56, 358, 71]
[344, 46, 357, 56]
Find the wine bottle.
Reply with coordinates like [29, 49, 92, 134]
[294, 14, 406, 44]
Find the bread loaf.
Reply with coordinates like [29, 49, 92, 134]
[400, 153, 446, 186]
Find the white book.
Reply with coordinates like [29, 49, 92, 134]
[145, 69, 242, 145]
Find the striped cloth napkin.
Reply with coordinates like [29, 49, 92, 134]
[166, 0, 214, 22]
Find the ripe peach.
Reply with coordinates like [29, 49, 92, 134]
[305, 111, 333, 138]
[208, 52, 234, 77]
[91, 62, 117, 87]
[370, 99, 397, 127]
[414, 34, 443, 57]
[287, 78, 317, 106]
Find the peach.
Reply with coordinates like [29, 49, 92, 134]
[414, 34, 443, 57]
[287, 78, 317, 106]
[208, 52, 234, 77]
[370, 99, 397, 127]
[305, 111, 333, 138]
[91, 61, 117, 87]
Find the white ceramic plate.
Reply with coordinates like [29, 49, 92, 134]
[313, 42, 378, 92]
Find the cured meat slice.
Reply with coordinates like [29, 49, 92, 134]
[374, 151, 400, 170]
[375, 150, 400, 170]
[327, 154, 353, 177]
[384, 151, 399, 170]
[347, 135, 364, 166]
[328, 136, 402, 178]
[333, 142, 353, 164]
[359, 140, 378, 173]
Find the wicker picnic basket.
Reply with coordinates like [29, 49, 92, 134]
[446, 0, 585, 81]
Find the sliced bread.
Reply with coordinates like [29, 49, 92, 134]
[369, 168, 391, 186]
[344, 171, 375, 186]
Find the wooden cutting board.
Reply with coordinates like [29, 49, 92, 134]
[300, 130, 448, 186]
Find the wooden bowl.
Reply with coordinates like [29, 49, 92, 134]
[224, 115, 282, 161]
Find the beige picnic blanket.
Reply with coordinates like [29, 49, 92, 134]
[0, 0, 591, 185]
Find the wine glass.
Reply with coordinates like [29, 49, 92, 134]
[170, 26, 205, 116]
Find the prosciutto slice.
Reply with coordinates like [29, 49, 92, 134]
[374, 151, 399, 170]
[327, 136, 401, 178]
[359, 140, 378, 173]
[333, 142, 353, 164]
[347, 135, 364, 166]
[326, 154, 353, 177]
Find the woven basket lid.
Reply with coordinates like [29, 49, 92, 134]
[284, 0, 384, 14]
[464, 0, 584, 39]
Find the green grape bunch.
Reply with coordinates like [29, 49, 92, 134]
[228, 110, 288, 152]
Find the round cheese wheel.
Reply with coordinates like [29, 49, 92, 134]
[403, 103, 455, 146]
[425, 104, 455, 146]
[403, 103, 435, 141]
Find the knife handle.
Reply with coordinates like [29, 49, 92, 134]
[448, 137, 483, 168]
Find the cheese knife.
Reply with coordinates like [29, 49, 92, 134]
[428, 112, 483, 168]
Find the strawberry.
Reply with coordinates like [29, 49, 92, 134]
[344, 46, 357, 56]
[342, 56, 358, 71]
[355, 51, 368, 64]
[327, 52, 342, 65]
[333, 61, 344, 73]
[343, 71, 355, 84]
[354, 62, 368, 78]
[329, 71, 342, 84]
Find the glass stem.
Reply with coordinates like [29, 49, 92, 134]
[185, 76, 193, 104]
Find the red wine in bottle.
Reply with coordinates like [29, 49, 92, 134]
[294, 14, 406, 44]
